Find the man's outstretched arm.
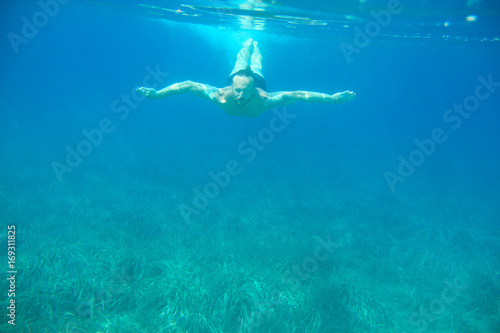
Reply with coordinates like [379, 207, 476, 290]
[136, 81, 222, 103]
[266, 90, 356, 108]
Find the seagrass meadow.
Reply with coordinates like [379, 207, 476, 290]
[1, 0, 499, 332]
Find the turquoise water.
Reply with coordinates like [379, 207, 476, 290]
[1, 0, 499, 332]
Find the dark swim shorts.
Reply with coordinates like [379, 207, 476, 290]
[227, 70, 267, 90]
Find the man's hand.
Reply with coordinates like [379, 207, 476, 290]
[331, 91, 356, 103]
[136, 87, 161, 99]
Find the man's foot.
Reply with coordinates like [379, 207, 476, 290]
[252, 41, 261, 58]
[243, 38, 254, 52]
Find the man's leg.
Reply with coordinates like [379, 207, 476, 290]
[229, 39, 254, 76]
[250, 41, 263, 78]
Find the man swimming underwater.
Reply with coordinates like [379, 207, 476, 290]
[136, 39, 356, 117]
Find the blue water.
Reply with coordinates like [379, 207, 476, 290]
[1, 1, 499, 332]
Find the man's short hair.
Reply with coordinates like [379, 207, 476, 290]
[232, 67, 254, 86]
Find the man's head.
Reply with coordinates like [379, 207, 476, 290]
[231, 71, 254, 106]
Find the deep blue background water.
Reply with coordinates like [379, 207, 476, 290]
[0, 0, 499, 332]
[2, 1, 499, 208]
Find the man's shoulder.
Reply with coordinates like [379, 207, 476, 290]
[206, 85, 229, 100]
[260, 90, 282, 103]
[220, 86, 232, 93]
[256, 88, 269, 101]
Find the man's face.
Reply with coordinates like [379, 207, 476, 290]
[232, 75, 254, 106]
